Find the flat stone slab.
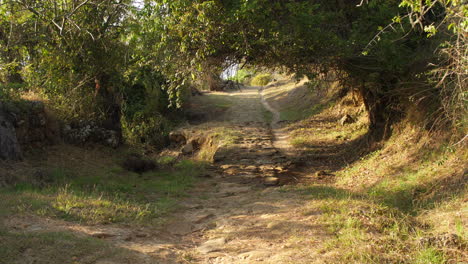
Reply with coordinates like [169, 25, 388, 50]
[256, 159, 275, 165]
[238, 250, 272, 261]
[197, 238, 226, 254]
[245, 165, 259, 171]
[264, 177, 279, 186]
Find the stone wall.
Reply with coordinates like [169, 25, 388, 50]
[0, 102, 22, 160]
[0, 100, 59, 160]
[13, 101, 60, 147]
[0, 99, 122, 160]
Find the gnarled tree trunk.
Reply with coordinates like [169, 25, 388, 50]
[358, 81, 401, 142]
[95, 74, 123, 146]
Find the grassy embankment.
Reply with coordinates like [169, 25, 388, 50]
[0, 145, 205, 263]
[264, 77, 467, 263]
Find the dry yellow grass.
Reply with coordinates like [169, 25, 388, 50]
[263, 75, 467, 263]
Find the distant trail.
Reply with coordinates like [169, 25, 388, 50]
[260, 89, 280, 124]
[260, 87, 294, 156]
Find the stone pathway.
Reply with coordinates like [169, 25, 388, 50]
[6, 86, 328, 264]
[147, 87, 325, 263]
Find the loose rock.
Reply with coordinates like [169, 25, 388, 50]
[315, 170, 334, 179]
[419, 233, 464, 249]
[169, 131, 186, 145]
[180, 142, 194, 154]
[122, 153, 157, 173]
[238, 250, 271, 261]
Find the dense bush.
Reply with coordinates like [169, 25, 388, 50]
[227, 69, 255, 85]
[0, 1, 187, 147]
[0, 83, 25, 102]
[251, 73, 272, 86]
[120, 67, 182, 147]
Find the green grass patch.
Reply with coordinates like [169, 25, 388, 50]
[262, 108, 273, 123]
[197, 93, 234, 109]
[280, 102, 329, 122]
[197, 126, 242, 161]
[211, 127, 242, 145]
[290, 122, 368, 148]
[414, 247, 447, 264]
[337, 143, 465, 214]
[0, 227, 139, 264]
[282, 185, 417, 263]
[282, 168, 464, 263]
[157, 155, 177, 166]
[0, 159, 204, 226]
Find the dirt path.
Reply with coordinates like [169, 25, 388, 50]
[4, 82, 466, 264]
[5, 86, 329, 264]
[260, 87, 294, 156]
[145, 86, 328, 263]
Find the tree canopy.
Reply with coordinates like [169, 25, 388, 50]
[1, 0, 466, 144]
